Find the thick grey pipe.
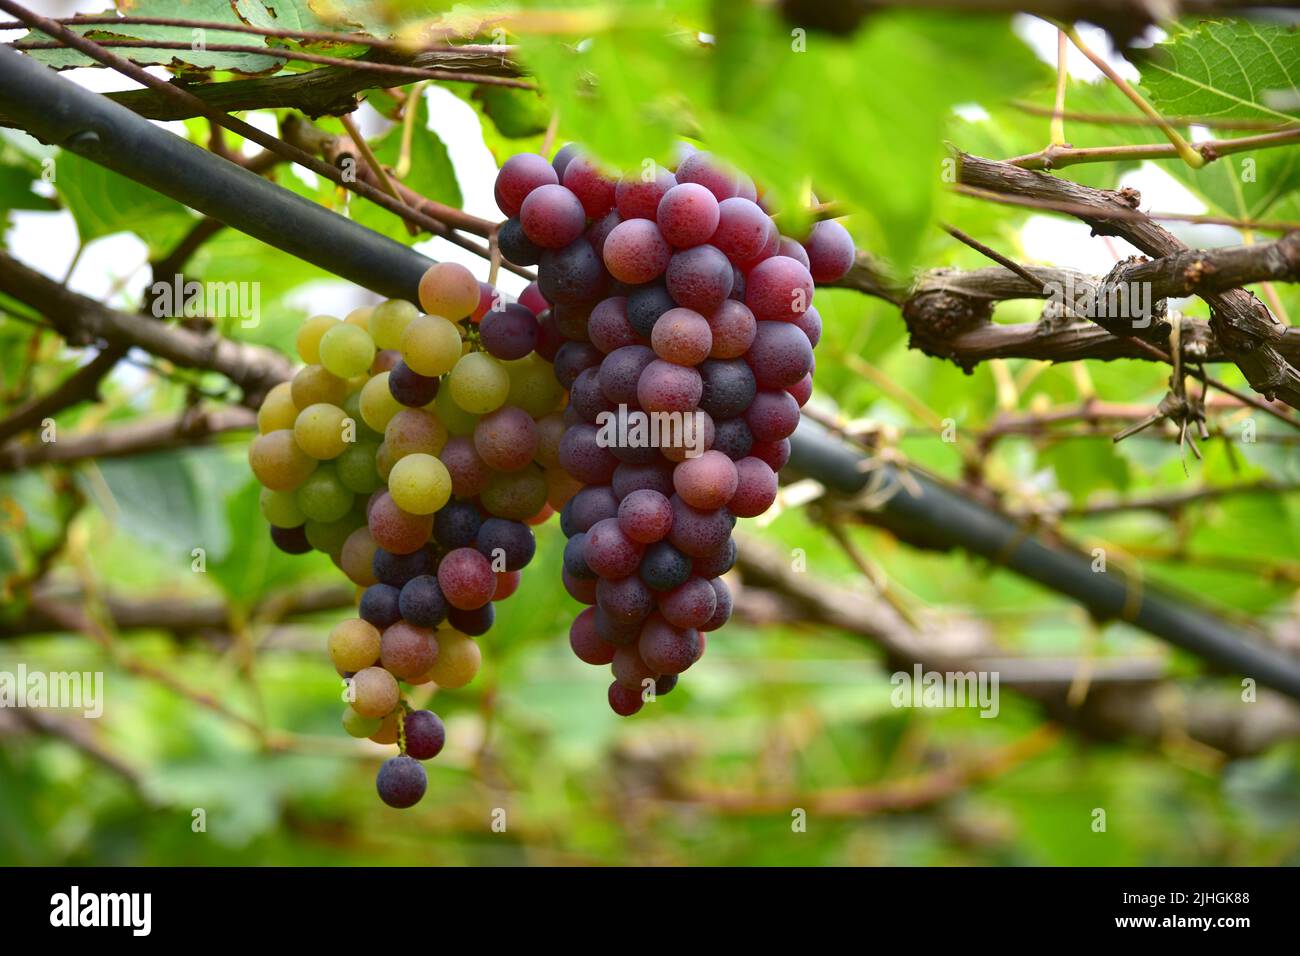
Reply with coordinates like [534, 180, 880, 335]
[4, 43, 1300, 701]
[0, 43, 431, 302]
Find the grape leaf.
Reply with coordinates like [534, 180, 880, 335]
[19, 0, 281, 75]
[53, 152, 195, 255]
[1138, 21, 1300, 124]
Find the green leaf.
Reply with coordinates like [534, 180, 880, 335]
[1138, 21, 1300, 124]
[54, 152, 196, 254]
[19, 0, 281, 75]
[473, 85, 551, 139]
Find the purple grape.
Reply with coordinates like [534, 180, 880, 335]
[538, 237, 607, 305]
[398, 574, 449, 628]
[698, 358, 757, 419]
[499, 217, 543, 266]
[803, 219, 856, 282]
[475, 517, 536, 571]
[359, 583, 403, 629]
[480, 302, 540, 360]
[376, 754, 427, 808]
[666, 244, 733, 314]
[520, 183, 587, 249]
[388, 361, 440, 407]
[495, 153, 558, 218]
[598, 344, 656, 406]
[657, 182, 720, 247]
[404, 710, 446, 760]
[745, 320, 814, 389]
[627, 283, 676, 339]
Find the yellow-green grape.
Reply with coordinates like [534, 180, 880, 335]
[400, 313, 462, 377]
[249, 429, 317, 491]
[341, 389, 380, 441]
[297, 314, 340, 364]
[256, 381, 298, 433]
[291, 364, 349, 409]
[319, 322, 376, 379]
[387, 452, 452, 515]
[329, 617, 381, 673]
[293, 402, 352, 460]
[433, 384, 479, 436]
[339, 526, 379, 587]
[336, 440, 381, 495]
[259, 487, 305, 528]
[345, 305, 374, 331]
[418, 261, 479, 320]
[295, 464, 354, 523]
[505, 354, 564, 419]
[375, 441, 395, 482]
[384, 408, 448, 461]
[425, 629, 481, 689]
[342, 707, 381, 739]
[368, 710, 400, 744]
[370, 299, 418, 350]
[350, 666, 399, 719]
[449, 352, 509, 415]
[481, 463, 547, 520]
[359, 372, 403, 432]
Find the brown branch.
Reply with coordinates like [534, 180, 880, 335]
[0, 346, 125, 443]
[11, 37, 533, 89]
[1065, 479, 1300, 517]
[1006, 125, 1300, 172]
[0, 405, 256, 473]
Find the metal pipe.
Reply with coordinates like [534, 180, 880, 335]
[5, 44, 1300, 701]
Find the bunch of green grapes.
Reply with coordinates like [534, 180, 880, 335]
[248, 261, 570, 809]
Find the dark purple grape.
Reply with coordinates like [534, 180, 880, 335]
[595, 606, 642, 645]
[675, 151, 742, 201]
[666, 244, 733, 314]
[712, 417, 754, 461]
[360, 583, 403, 629]
[617, 488, 673, 544]
[499, 217, 543, 266]
[639, 540, 692, 591]
[551, 143, 580, 179]
[692, 536, 737, 578]
[627, 283, 676, 339]
[568, 484, 620, 532]
[534, 310, 562, 362]
[433, 499, 482, 550]
[404, 710, 446, 760]
[638, 614, 704, 674]
[700, 577, 732, 631]
[584, 517, 644, 579]
[608, 680, 644, 716]
[373, 544, 437, 588]
[448, 602, 494, 636]
[803, 219, 856, 282]
[558, 422, 619, 484]
[587, 296, 640, 353]
[777, 236, 811, 269]
[480, 303, 540, 360]
[698, 358, 756, 419]
[388, 361, 440, 407]
[586, 209, 623, 258]
[750, 438, 791, 471]
[612, 643, 657, 690]
[745, 321, 814, 389]
[552, 301, 592, 342]
[744, 389, 801, 442]
[475, 517, 536, 571]
[654, 673, 679, 696]
[398, 574, 449, 628]
[564, 531, 597, 580]
[792, 304, 821, 349]
[571, 607, 616, 664]
[710, 197, 770, 262]
[612, 460, 676, 500]
[667, 496, 731, 557]
[538, 237, 607, 305]
[745, 254, 814, 322]
[271, 524, 311, 554]
[597, 574, 656, 624]
[636, 359, 702, 414]
[376, 754, 427, 808]
[598, 344, 656, 405]
[553, 340, 603, 390]
[788, 373, 813, 408]
[570, 366, 616, 423]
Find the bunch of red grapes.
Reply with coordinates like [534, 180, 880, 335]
[492, 143, 854, 716]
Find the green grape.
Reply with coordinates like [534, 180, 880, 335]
[345, 305, 374, 331]
[304, 509, 364, 555]
[504, 353, 564, 419]
[371, 299, 419, 350]
[342, 706, 381, 739]
[481, 462, 548, 520]
[329, 617, 382, 673]
[256, 381, 298, 434]
[293, 402, 352, 460]
[295, 465, 354, 523]
[296, 314, 340, 365]
[339, 526, 379, 586]
[248, 429, 317, 491]
[388, 452, 452, 515]
[341, 389, 380, 441]
[401, 314, 462, 377]
[434, 384, 479, 436]
[384, 408, 447, 461]
[336, 440, 381, 494]
[291, 364, 349, 409]
[319, 322, 376, 379]
[359, 372, 403, 432]
[350, 666, 399, 719]
[449, 352, 510, 415]
[259, 486, 305, 528]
